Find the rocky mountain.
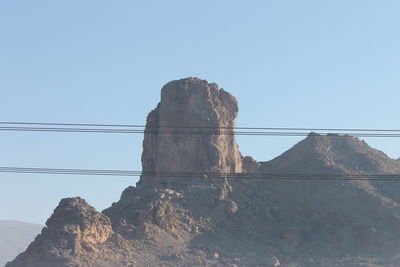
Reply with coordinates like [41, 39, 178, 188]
[7, 78, 400, 267]
[260, 133, 400, 174]
[0, 220, 42, 267]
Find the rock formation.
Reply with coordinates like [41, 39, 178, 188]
[8, 198, 130, 267]
[140, 77, 242, 185]
[7, 78, 400, 267]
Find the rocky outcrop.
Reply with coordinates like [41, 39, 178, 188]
[46, 197, 113, 250]
[8, 78, 400, 267]
[7, 198, 129, 267]
[102, 82, 400, 266]
[140, 77, 242, 185]
[105, 78, 242, 246]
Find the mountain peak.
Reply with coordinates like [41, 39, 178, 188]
[262, 133, 400, 174]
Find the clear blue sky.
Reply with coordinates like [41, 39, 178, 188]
[1, 1, 399, 224]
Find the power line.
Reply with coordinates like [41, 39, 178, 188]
[1, 167, 400, 180]
[1, 121, 400, 132]
[0, 121, 144, 128]
[1, 126, 400, 137]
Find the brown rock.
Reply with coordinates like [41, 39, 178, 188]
[140, 77, 242, 185]
[6, 198, 128, 267]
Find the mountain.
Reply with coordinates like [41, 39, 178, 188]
[260, 132, 400, 174]
[7, 78, 400, 266]
[0, 220, 42, 267]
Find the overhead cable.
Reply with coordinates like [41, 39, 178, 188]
[1, 167, 400, 180]
[1, 125, 400, 137]
[1, 121, 400, 132]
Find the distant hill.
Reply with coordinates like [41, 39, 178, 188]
[0, 220, 42, 266]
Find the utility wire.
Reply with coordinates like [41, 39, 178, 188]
[1, 167, 400, 180]
[1, 121, 400, 132]
[1, 126, 400, 137]
[0, 121, 144, 128]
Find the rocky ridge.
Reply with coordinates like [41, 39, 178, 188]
[7, 78, 400, 267]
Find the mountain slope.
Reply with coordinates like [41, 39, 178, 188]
[260, 133, 400, 174]
[248, 133, 400, 264]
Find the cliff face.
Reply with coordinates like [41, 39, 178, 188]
[141, 77, 242, 179]
[7, 78, 400, 267]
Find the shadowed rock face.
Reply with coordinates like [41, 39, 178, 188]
[8, 78, 400, 267]
[141, 77, 242, 182]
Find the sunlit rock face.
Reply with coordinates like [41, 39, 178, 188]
[44, 197, 113, 250]
[140, 77, 242, 184]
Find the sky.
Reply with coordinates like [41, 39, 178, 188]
[0, 0, 399, 224]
